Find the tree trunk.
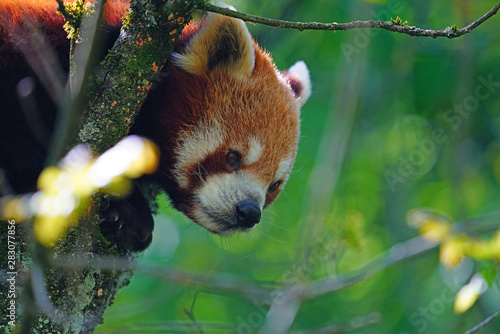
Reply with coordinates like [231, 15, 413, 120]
[0, 1, 196, 333]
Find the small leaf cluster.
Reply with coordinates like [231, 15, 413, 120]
[390, 16, 409, 26]
[58, 0, 96, 42]
[1, 137, 159, 247]
[122, 8, 134, 30]
[407, 209, 500, 314]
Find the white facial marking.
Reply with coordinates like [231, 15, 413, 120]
[244, 137, 263, 165]
[192, 206, 224, 233]
[193, 171, 266, 232]
[172, 121, 224, 188]
[274, 156, 293, 181]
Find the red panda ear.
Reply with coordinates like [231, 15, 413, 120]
[172, 7, 255, 78]
[282, 61, 312, 107]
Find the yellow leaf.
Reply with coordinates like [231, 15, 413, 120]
[454, 274, 487, 314]
[37, 166, 61, 193]
[0, 197, 26, 221]
[407, 209, 452, 242]
[440, 238, 465, 268]
[105, 176, 132, 197]
[124, 138, 160, 177]
[34, 216, 72, 247]
[418, 220, 452, 243]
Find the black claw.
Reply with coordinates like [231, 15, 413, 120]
[101, 187, 154, 252]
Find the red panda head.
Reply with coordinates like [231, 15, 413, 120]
[149, 10, 311, 234]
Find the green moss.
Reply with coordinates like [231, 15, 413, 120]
[58, 0, 95, 42]
[125, 42, 158, 75]
[15, 2, 198, 332]
[22, 200, 131, 333]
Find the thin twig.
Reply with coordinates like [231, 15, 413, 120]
[89, 321, 235, 333]
[52, 256, 271, 303]
[198, 2, 500, 39]
[183, 291, 204, 334]
[290, 312, 381, 334]
[458, 211, 500, 235]
[301, 211, 500, 300]
[302, 236, 438, 299]
[137, 264, 271, 303]
[464, 309, 500, 334]
[46, 0, 107, 165]
[50, 211, 500, 305]
[55, 0, 71, 22]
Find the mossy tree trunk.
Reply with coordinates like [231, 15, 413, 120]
[0, 1, 198, 333]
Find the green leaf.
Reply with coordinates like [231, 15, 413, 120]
[479, 262, 499, 288]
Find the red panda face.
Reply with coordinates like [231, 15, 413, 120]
[0, 0, 308, 248]
[149, 9, 311, 234]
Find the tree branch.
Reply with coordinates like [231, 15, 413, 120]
[55, 0, 71, 22]
[76, 0, 196, 154]
[289, 312, 381, 334]
[52, 256, 272, 303]
[302, 236, 438, 300]
[302, 211, 500, 300]
[1, 1, 196, 332]
[464, 309, 500, 334]
[198, 2, 500, 39]
[48, 212, 500, 304]
[6, 211, 497, 332]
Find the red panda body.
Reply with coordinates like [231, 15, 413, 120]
[0, 0, 310, 249]
[0, 0, 126, 193]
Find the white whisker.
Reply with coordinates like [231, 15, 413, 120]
[256, 226, 284, 244]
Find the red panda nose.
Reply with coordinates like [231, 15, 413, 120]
[234, 200, 261, 228]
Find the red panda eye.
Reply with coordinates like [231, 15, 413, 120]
[268, 181, 281, 193]
[226, 150, 241, 170]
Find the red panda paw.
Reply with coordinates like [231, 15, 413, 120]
[101, 187, 154, 252]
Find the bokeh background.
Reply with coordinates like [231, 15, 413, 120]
[97, 0, 500, 333]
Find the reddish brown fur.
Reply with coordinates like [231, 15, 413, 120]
[174, 19, 204, 53]
[140, 29, 300, 217]
[0, 0, 65, 30]
[1, 1, 305, 233]
[0, 0, 128, 194]
[0, 0, 127, 67]
[0, 0, 127, 35]
[0, 1, 65, 60]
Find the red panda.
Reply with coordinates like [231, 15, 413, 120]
[0, 0, 311, 250]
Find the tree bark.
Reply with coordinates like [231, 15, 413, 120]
[0, 1, 195, 333]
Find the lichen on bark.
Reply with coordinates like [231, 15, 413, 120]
[0, 1, 196, 333]
[78, 0, 197, 153]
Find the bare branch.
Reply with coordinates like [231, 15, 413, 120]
[301, 211, 500, 300]
[48, 211, 500, 305]
[55, 0, 71, 22]
[46, 0, 106, 165]
[302, 236, 438, 300]
[52, 256, 272, 303]
[464, 309, 500, 334]
[289, 312, 381, 334]
[198, 2, 500, 39]
[89, 321, 235, 333]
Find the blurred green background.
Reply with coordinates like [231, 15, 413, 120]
[97, 0, 500, 333]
